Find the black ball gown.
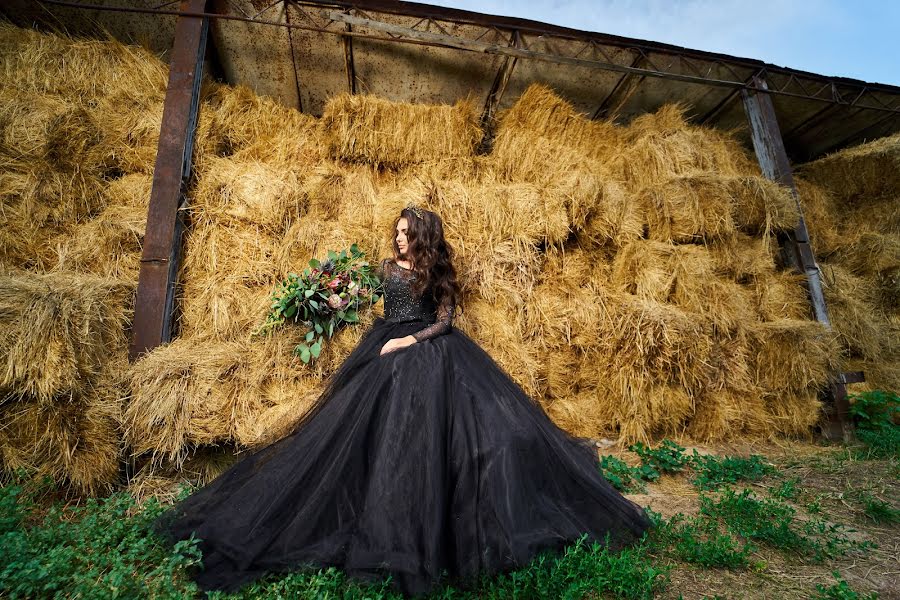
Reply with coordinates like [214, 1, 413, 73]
[152, 259, 652, 597]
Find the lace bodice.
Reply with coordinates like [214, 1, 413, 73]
[376, 259, 454, 342]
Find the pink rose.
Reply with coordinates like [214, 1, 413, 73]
[327, 278, 342, 290]
[327, 294, 342, 309]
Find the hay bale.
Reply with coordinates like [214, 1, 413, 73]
[105, 173, 153, 207]
[542, 389, 618, 439]
[751, 271, 810, 321]
[0, 272, 133, 400]
[0, 23, 168, 103]
[197, 83, 323, 166]
[320, 93, 481, 168]
[123, 339, 251, 467]
[762, 389, 822, 438]
[639, 176, 736, 242]
[797, 131, 900, 202]
[611, 104, 758, 188]
[601, 378, 696, 444]
[580, 181, 643, 246]
[52, 204, 147, 280]
[687, 389, 772, 442]
[707, 232, 777, 282]
[747, 320, 839, 394]
[793, 178, 843, 257]
[599, 293, 714, 393]
[191, 155, 305, 231]
[181, 219, 281, 287]
[833, 231, 900, 276]
[454, 297, 542, 398]
[178, 281, 271, 341]
[821, 264, 893, 360]
[0, 388, 122, 496]
[492, 84, 621, 162]
[487, 129, 606, 229]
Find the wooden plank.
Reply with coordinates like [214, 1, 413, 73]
[129, 0, 208, 361]
[741, 75, 852, 441]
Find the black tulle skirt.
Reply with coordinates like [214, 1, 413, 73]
[152, 319, 652, 597]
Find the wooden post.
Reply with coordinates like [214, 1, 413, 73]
[129, 0, 208, 361]
[741, 75, 852, 441]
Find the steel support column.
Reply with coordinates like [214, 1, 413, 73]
[741, 75, 852, 441]
[129, 0, 208, 361]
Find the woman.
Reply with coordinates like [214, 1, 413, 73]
[153, 206, 652, 597]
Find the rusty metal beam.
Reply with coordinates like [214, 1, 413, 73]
[592, 54, 648, 121]
[129, 0, 208, 361]
[478, 29, 520, 151]
[741, 75, 851, 441]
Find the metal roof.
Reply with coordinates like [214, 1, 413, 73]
[5, 0, 900, 162]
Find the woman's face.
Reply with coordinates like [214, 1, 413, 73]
[395, 217, 409, 257]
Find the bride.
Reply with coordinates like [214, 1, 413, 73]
[153, 205, 652, 596]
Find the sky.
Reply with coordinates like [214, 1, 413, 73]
[425, 0, 900, 86]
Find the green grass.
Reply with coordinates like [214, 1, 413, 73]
[0, 473, 203, 599]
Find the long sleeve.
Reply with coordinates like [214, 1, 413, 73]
[375, 258, 390, 282]
[412, 302, 455, 342]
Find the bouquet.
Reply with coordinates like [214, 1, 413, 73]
[257, 244, 382, 363]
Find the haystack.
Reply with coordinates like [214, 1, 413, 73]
[320, 93, 482, 168]
[0, 387, 122, 496]
[797, 131, 900, 202]
[0, 272, 133, 400]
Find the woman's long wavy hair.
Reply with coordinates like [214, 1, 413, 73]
[392, 207, 461, 311]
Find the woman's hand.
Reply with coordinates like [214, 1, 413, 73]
[380, 335, 417, 356]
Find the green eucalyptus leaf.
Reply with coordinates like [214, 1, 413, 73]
[344, 309, 358, 323]
[300, 348, 311, 364]
[309, 258, 320, 269]
[314, 323, 323, 334]
[310, 341, 322, 358]
[305, 330, 315, 342]
[304, 288, 315, 298]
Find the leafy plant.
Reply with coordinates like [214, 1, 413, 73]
[691, 452, 776, 490]
[599, 455, 646, 493]
[256, 245, 382, 363]
[771, 477, 802, 500]
[848, 390, 900, 458]
[629, 440, 691, 477]
[812, 571, 878, 600]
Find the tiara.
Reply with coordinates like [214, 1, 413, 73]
[405, 204, 424, 219]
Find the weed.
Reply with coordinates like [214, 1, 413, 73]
[691, 453, 776, 490]
[654, 513, 752, 569]
[771, 477, 802, 500]
[812, 571, 878, 600]
[700, 489, 870, 561]
[849, 390, 900, 459]
[629, 440, 691, 477]
[859, 493, 900, 525]
[599, 455, 647, 493]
